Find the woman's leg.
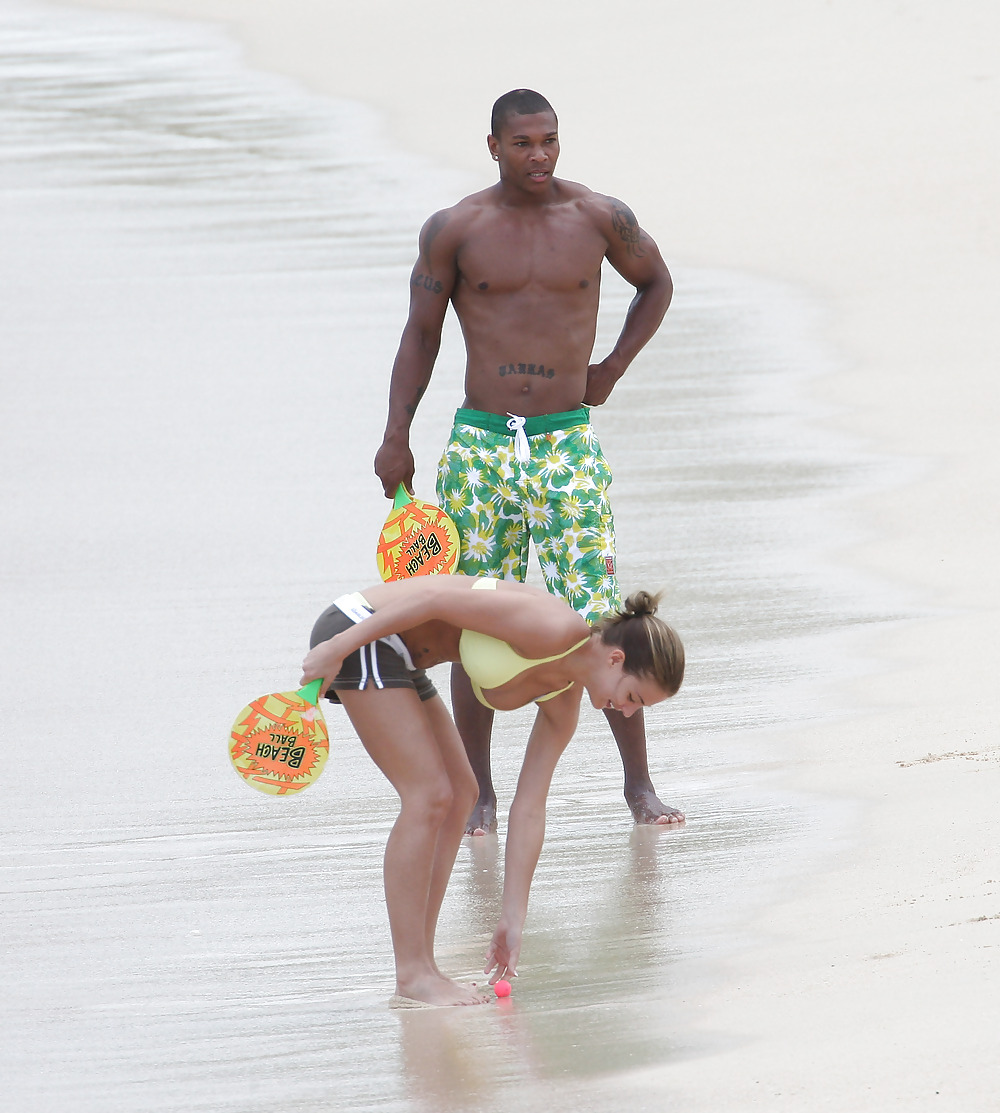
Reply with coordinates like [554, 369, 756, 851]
[419, 694, 480, 959]
[339, 687, 480, 1005]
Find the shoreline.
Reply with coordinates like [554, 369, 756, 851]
[61, 0, 1000, 1106]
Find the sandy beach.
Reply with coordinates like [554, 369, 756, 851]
[12, 0, 1000, 1107]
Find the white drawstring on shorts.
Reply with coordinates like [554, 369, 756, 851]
[506, 413, 530, 463]
[332, 593, 417, 690]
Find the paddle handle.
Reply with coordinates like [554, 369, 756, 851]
[393, 483, 413, 510]
[297, 678, 324, 705]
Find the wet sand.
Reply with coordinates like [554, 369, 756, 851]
[6, 0, 1000, 1108]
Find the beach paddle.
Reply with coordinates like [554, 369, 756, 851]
[229, 678, 329, 795]
[376, 484, 460, 581]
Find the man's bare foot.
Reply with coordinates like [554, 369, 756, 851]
[464, 796, 497, 837]
[393, 972, 489, 1007]
[625, 782, 685, 826]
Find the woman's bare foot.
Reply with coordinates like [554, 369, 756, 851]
[394, 971, 489, 1007]
[625, 781, 685, 825]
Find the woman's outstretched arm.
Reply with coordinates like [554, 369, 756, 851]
[483, 689, 581, 983]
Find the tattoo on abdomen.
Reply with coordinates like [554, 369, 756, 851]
[498, 363, 555, 379]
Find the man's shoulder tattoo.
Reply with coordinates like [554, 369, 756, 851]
[610, 198, 646, 258]
[421, 209, 449, 255]
[413, 210, 453, 294]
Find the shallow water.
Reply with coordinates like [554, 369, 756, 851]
[1, 3, 906, 1110]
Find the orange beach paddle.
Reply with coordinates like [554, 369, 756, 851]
[376, 484, 459, 581]
[229, 678, 329, 795]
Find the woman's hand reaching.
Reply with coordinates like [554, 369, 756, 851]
[484, 915, 522, 985]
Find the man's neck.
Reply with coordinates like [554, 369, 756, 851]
[495, 176, 562, 208]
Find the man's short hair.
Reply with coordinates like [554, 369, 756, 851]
[490, 90, 557, 138]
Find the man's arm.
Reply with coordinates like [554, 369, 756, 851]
[374, 209, 459, 497]
[583, 196, 673, 406]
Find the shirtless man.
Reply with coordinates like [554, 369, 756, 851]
[374, 89, 683, 833]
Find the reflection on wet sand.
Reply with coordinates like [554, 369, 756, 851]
[396, 1007, 519, 1113]
[441, 820, 688, 1086]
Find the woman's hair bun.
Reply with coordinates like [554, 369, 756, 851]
[622, 590, 660, 619]
[595, 588, 684, 696]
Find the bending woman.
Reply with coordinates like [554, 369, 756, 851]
[300, 574, 684, 1007]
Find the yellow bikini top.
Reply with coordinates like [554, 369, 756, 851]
[459, 579, 589, 711]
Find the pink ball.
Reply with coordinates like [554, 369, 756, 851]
[494, 979, 512, 998]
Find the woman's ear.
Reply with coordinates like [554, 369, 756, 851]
[608, 646, 626, 666]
